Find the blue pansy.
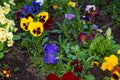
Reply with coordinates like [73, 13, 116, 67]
[32, 0, 41, 9]
[19, 10, 26, 18]
[43, 44, 59, 55]
[43, 53, 59, 65]
[30, 6, 39, 14]
[93, 24, 98, 30]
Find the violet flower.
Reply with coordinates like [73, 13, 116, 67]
[78, 32, 87, 42]
[86, 33, 95, 40]
[43, 44, 59, 55]
[93, 24, 98, 30]
[43, 53, 59, 65]
[65, 14, 75, 19]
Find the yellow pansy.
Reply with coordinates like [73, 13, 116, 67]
[53, 4, 59, 9]
[91, 61, 99, 67]
[101, 55, 118, 71]
[20, 16, 33, 31]
[68, 1, 76, 8]
[118, 49, 120, 54]
[37, 12, 49, 23]
[111, 66, 120, 80]
[28, 22, 44, 37]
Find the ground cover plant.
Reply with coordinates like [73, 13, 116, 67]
[0, 0, 120, 80]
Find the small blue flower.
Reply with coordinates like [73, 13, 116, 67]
[43, 53, 59, 65]
[65, 14, 75, 19]
[30, 7, 39, 14]
[24, 5, 32, 12]
[93, 24, 98, 30]
[43, 44, 59, 55]
[32, 0, 41, 9]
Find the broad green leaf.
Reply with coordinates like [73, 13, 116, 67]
[13, 35, 21, 40]
[3, 50, 9, 54]
[0, 43, 4, 51]
[105, 28, 112, 40]
[51, 30, 62, 33]
[0, 52, 4, 59]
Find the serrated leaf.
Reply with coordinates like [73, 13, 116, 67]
[0, 43, 4, 51]
[13, 35, 21, 40]
[0, 52, 4, 59]
[42, 37, 49, 45]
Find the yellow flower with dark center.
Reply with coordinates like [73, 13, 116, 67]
[68, 1, 76, 8]
[101, 55, 118, 71]
[37, 12, 49, 24]
[111, 66, 120, 80]
[20, 16, 33, 31]
[91, 61, 99, 67]
[28, 22, 44, 37]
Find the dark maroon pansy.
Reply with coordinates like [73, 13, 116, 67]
[43, 17, 53, 30]
[80, 16, 89, 21]
[86, 33, 95, 40]
[70, 59, 83, 72]
[78, 32, 87, 43]
[62, 71, 80, 80]
[46, 73, 60, 80]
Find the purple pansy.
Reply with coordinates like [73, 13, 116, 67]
[43, 53, 59, 65]
[65, 14, 75, 19]
[80, 16, 89, 21]
[78, 32, 87, 42]
[43, 44, 59, 55]
[86, 33, 95, 40]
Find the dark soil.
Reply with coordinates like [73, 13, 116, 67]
[0, 46, 39, 80]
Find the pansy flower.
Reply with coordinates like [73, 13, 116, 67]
[43, 17, 52, 30]
[62, 71, 80, 80]
[46, 73, 60, 80]
[65, 13, 75, 20]
[28, 22, 44, 37]
[43, 43, 59, 55]
[35, 0, 44, 6]
[20, 16, 33, 31]
[68, 1, 76, 8]
[86, 33, 95, 40]
[91, 61, 99, 67]
[78, 32, 87, 42]
[117, 49, 120, 54]
[2, 69, 11, 79]
[85, 5, 96, 12]
[111, 66, 120, 80]
[43, 53, 59, 65]
[70, 59, 83, 72]
[32, 0, 41, 9]
[92, 24, 98, 30]
[37, 12, 49, 23]
[80, 16, 89, 21]
[101, 55, 118, 71]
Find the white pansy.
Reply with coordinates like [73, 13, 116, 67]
[85, 5, 96, 12]
[36, 0, 44, 6]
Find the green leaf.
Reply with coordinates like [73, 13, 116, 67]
[0, 43, 4, 51]
[51, 30, 62, 33]
[42, 37, 49, 45]
[3, 50, 9, 54]
[0, 52, 4, 59]
[105, 28, 112, 40]
[86, 74, 95, 80]
[13, 35, 21, 41]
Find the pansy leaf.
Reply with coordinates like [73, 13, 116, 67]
[0, 43, 4, 51]
[51, 30, 62, 33]
[42, 37, 49, 45]
[13, 35, 21, 41]
[0, 52, 4, 59]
